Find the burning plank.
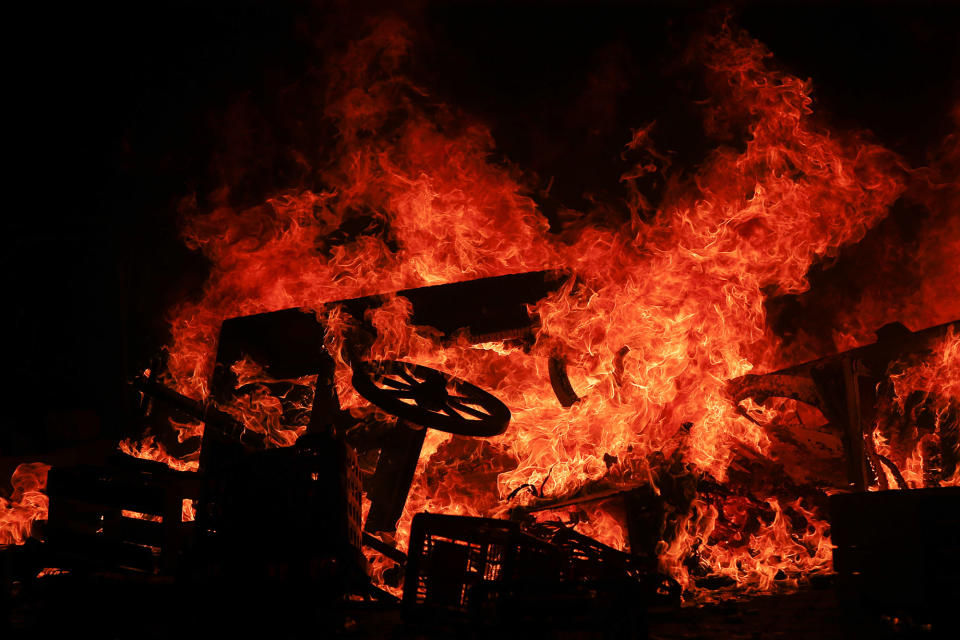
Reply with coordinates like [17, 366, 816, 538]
[728, 319, 960, 490]
[210, 269, 567, 389]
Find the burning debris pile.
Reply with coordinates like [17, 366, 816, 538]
[3, 269, 958, 634]
[3, 9, 960, 638]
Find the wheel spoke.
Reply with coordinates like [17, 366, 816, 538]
[398, 367, 420, 386]
[380, 377, 412, 390]
[449, 394, 487, 407]
[448, 399, 489, 419]
[450, 393, 481, 404]
[386, 390, 417, 399]
[441, 405, 465, 420]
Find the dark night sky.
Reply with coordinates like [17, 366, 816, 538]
[3, 1, 958, 457]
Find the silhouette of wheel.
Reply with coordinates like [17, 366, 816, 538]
[351, 361, 510, 437]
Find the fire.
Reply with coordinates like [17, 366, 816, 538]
[0, 463, 50, 545]
[119, 435, 199, 472]
[3, 15, 957, 600]
[875, 328, 960, 488]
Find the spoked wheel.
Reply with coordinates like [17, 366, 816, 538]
[351, 361, 511, 437]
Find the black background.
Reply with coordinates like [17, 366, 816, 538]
[3, 1, 958, 459]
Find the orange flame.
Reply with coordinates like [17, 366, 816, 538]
[0, 463, 50, 545]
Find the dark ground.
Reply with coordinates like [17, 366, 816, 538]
[3, 573, 950, 639]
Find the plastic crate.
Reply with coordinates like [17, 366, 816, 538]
[526, 520, 680, 604]
[45, 455, 199, 576]
[403, 513, 561, 620]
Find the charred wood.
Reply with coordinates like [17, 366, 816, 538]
[364, 420, 426, 533]
[547, 356, 580, 407]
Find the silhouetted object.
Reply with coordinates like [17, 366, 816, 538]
[404, 513, 678, 638]
[352, 360, 511, 437]
[45, 454, 199, 576]
[192, 431, 366, 598]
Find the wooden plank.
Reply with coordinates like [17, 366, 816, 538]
[364, 420, 426, 533]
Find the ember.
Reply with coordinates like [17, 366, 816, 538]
[5, 2, 959, 637]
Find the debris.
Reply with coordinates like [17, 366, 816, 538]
[403, 512, 679, 634]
